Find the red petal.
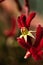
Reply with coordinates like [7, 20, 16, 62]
[10, 17, 16, 30]
[18, 16, 24, 28]
[26, 12, 36, 29]
[17, 14, 26, 28]
[32, 54, 42, 61]
[38, 50, 43, 57]
[30, 47, 42, 61]
[3, 30, 16, 37]
[33, 25, 43, 47]
[37, 38, 43, 51]
[17, 37, 31, 50]
[3, 17, 16, 37]
[17, 16, 23, 28]
[24, 51, 31, 59]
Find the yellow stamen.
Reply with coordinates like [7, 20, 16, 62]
[20, 27, 35, 42]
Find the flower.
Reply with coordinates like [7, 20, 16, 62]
[17, 37, 32, 50]
[3, 17, 16, 37]
[17, 25, 43, 61]
[24, 25, 43, 61]
[17, 12, 36, 42]
[17, 36, 32, 59]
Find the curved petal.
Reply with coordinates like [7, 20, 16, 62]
[38, 50, 43, 57]
[3, 17, 16, 37]
[37, 38, 43, 51]
[26, 12, 36, 29]
[3, 29, 16, 37]
[10, 17, 16, 31]
[24, 51, 31, 59]
[33, 25, 43, 47]
[17, 14, 26, 28]
[17, 37, 31, 50]
[27, 31, 35, 39]
[30, 47, 42, 61]
[32, 53, 42, 61]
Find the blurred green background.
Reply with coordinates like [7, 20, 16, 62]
[19, 0, 43, 14]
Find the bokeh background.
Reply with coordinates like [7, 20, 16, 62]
[0, 0, 43, 65]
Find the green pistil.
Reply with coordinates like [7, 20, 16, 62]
[20, 27, 35, 42]
[21, 27, 28, 35]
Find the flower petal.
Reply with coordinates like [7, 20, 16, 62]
[32, 53, 42, 61]
[17, 37, 31, 50]
[24, 51, 31, 59]
[17, 15, 26, 28]
[30, 47, 42, 61]
[37, 38, 43, 51]
[3, 17, 16, 36]
[38, 50, 43, 57]
[33, 25, 43, 47]
[24, 35, 27, 42]
[27, 31, 35, 39]
[26, 12, 36, 29]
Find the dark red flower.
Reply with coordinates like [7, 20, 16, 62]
[3, 17, 16, 37]
[30, 38, 43, 61]
[18, 12, 36, 29]
[17, 25, 43, 61]
[17, 12, 36, 47]
[33, 25, 43, 48]
[17, 12, 36, 43]
[17, 11, 36, 60]
[25, 25, 43, 60]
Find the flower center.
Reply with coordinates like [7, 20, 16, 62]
[21, 27, 28, 35]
